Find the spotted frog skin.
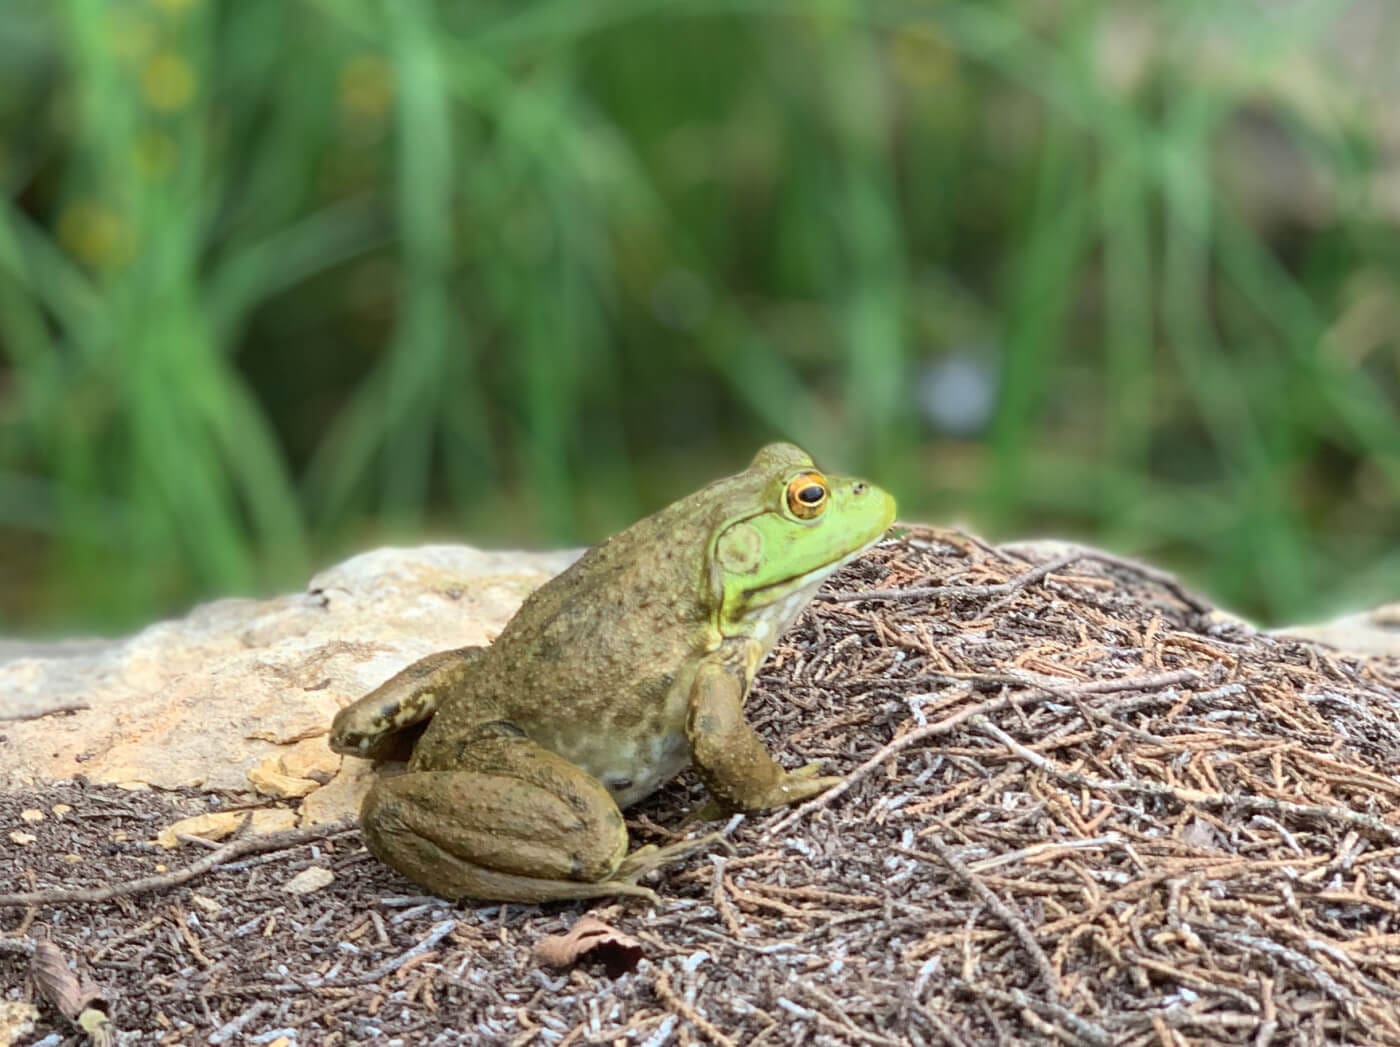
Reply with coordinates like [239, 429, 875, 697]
[329, 444, 896, 903]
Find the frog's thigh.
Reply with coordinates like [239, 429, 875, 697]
[359, 737, 637, 902]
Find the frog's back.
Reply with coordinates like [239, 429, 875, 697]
[411, 495, 721, 796]
[490, 504, 717, 719]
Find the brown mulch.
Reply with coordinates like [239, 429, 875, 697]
[5, 525, 1400, 1045]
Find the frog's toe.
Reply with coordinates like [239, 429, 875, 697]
[760, 770, 843, 808]
[614, 833, 727, 885]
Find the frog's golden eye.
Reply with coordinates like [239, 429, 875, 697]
[786, 472, 829, 520]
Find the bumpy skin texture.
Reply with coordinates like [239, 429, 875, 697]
[329, 443, 896, 902]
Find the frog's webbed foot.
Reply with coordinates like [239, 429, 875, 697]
[330, 646, 485, 760]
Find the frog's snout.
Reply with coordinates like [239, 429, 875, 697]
[847, 477, 897, 534]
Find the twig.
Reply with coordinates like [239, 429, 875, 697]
[976, 717, 1400, 844]
[912, 668, 1201, 701]
[967, 835, 1124, 873]
[955, 983, 1112, 1047]
[903, 836, 1065, 1006]
[828, 553, 1090, 604]
[1068, 548, 1215, 614]
[777, 996, 902, 1047]
[683, 925, 797, 955]
[655, 967, 739, 1047]
[766, 670, 1199, 836]
[0, 819, 357, 907]
[793, 982, 905, 1046]
[1199, 929, 1359, 1020]
[318, 918, 457, 988]
[710, 859, 746, 940]
[209, 1000, 274, 1045]
[910, 1000, 972, 1047]
[829, 548, 1213, 614]
[1044, 669, 1202, 695]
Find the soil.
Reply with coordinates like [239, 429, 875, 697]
[4, 526, 1400, 1045]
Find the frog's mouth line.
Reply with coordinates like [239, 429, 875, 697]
[742, 532, 886, 603]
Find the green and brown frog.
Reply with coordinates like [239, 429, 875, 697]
[329, 443, 895, 902]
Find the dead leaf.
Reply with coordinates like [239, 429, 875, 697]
[30, 937, 115, 1044]
[533, 916, 644, 978]
[30, 939, 88, 1018]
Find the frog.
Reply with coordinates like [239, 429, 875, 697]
[329, 443, 896, 903]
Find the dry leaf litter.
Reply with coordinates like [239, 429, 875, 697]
[4, 526, 1400, 1045]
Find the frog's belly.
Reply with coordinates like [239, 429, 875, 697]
[534, 726, 692, 809]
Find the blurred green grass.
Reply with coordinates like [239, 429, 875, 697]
[0, 0, 1397, 632]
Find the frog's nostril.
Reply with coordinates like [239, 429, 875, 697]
[853, 482, 867, 495]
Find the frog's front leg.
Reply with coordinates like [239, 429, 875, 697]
[359, 726, 695, 903]
[685, 641, 843, 813]
[330, 647, 485, 760]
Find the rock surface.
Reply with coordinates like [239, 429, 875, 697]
[0, 546, 577, 830]
[1277, 602, 1400, 658]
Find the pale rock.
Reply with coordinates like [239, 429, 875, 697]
[283, 866, 335, 895]
[155, 807, 299, 848]
[240, 806, 301, 837]
[160, 811, 245, 851]
[246, 765, 319, 799]
[156, 812, 245, 848]
[8, 831, 36, 845]
[20, 808, 44, 823]
[1278, 602, 1400, 658]
[0, 1001, 39, 1045]
[299, 756, 376, 826]
[248, 737, 340, 798]
[0, 545, 576, 835]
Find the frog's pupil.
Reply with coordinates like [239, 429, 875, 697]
[799, 485, 825, 504]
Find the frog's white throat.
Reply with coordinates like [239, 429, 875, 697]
[743, 538, 878, 650]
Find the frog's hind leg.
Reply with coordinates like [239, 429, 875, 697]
[359, 729, 683, 903]
[329, 646, 485, 760]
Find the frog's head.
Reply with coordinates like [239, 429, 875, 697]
[705, 443, 896, 640]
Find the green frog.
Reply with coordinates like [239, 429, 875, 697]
[329, 443, 895, 903]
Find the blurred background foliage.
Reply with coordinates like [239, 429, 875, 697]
[1, 0, 1398, 633]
